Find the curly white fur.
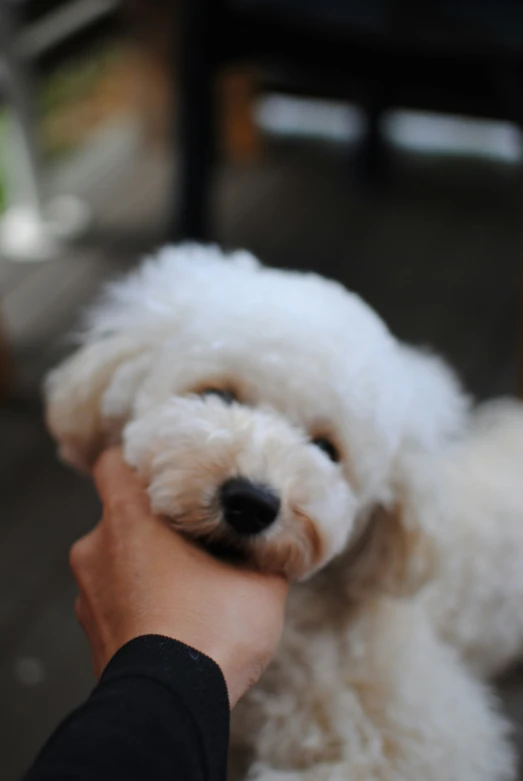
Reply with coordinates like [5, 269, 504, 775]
[45, 244, 523, 780]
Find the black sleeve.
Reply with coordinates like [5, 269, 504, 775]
[23, 635, 230, 781]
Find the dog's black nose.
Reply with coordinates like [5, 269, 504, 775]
[220, 478, 280, 535]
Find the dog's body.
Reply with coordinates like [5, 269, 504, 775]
[417, 403, 523, 679]
[46, 245, 523, 779]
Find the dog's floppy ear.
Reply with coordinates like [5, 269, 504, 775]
[343, 346, 462, 598]
[345, 501, 435, 598]
[45, 336, 150, 472]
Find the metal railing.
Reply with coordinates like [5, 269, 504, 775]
[0, 0, 117, 260]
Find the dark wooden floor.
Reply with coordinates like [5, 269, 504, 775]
[1, 130, 523, 779]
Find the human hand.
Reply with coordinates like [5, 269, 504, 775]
[70, 448, 289, 706]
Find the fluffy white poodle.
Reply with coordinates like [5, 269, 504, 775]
[45, 244, 523, 780]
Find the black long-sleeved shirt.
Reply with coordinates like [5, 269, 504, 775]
[24, 635, 230, 781]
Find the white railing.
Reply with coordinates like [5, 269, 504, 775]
[0, 0, 116, 261]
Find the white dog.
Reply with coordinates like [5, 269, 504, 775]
[45, 244, 523, 780]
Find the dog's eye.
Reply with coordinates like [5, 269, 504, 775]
[200, 388, 237, 405]
[311, 437, 340, 463]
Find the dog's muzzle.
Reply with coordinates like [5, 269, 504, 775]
[220, 477, 280, 535]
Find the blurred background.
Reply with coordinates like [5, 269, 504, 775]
[1, 0, 523, 777]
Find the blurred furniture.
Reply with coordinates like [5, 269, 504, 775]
[124, 0, 260, 161]
[177, 0, 523, 240]
[219, 69, 261, 164]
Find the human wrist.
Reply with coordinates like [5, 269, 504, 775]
[109, 618, 243, 704]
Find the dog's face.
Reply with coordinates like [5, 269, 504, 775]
[46, 246, 464, 583]
[122, 336, 360, 580]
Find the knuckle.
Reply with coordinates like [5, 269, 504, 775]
[69, 533, 94, 574]
[74, 597, 87, 631]
[105, 493, 126, 514]
[93, 446, 121, 483]
[106, 493, 135, 519]
[92, 452, 109, 487]
[68, 540, 83, 573]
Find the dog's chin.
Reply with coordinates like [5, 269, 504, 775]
[166, 515, 258, 568]
[176, 522, 323, 580]
[180, 525, 269, 571]
[162, 500, 331, 579]
[198, 535, 251, 566]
